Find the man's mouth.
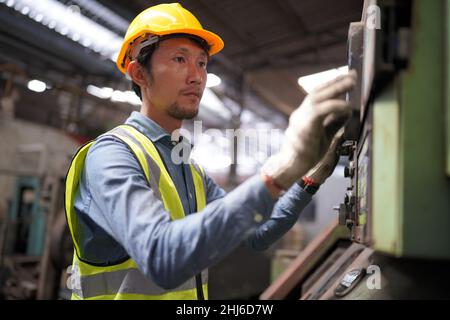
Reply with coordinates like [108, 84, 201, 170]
[184, 93, 200, 98]
[181, 89, 201, 99]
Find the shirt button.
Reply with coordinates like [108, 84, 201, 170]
[189, 193, 193, 199]
[254, 212, 263, 223]
[171, 141, 177, 146]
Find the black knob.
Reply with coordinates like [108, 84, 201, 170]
[344, 166, 351, 177]
[344, 166, 355, 178]
[340, 146, 350, 156]
[349, 195, 356, 206]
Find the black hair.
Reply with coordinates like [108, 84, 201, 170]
[131, 33, 211, 101]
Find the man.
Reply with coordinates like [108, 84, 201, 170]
[65, 3, 356, 300]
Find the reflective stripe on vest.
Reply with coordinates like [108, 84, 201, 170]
[65, 125, 208, 300]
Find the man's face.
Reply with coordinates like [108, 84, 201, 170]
[143, 37, 208, 120]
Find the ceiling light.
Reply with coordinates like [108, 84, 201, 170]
[48, 20, 56, 29]
[20, 5, 29, 15]
[87, 85, 141, 106]
[10, 0, 123, 62]
[34, 13, 43, 22]
[206, 73, 221, 88]
[27, 79, 47, 92]
[200, 88, 232, 120]
[87, 85, 112, 99]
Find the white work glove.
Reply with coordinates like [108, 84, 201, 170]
[261, 70, 356, 190]
[303, 127, 344, 185]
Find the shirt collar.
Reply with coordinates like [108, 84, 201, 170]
[124, 111, 193, 149]
[125, 111, 171, 143]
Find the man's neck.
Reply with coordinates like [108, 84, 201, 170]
[140, 103, 181, 134]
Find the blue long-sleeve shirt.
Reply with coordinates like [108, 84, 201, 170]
[73, 111, 312, 289]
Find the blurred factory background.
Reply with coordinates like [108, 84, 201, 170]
[1, 0, 449, 300]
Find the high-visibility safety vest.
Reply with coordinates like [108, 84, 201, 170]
[65, 124, 208, 300]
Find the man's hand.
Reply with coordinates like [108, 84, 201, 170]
[303, 127, 344, 185]
[261, 70, 356, 191]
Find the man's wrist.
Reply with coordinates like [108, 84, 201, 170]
[261, 172, 285, 199]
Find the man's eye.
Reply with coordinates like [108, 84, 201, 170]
[199, 61, 207, 68]
[174, 56, 185, 63]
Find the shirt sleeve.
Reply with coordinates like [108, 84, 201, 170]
[245, 182, 313, 251]
[84, 136, 275, 289]
[204, 173, 226, 203]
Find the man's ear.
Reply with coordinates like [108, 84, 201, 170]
[127, 61, 148, 87]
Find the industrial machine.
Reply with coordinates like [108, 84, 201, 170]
[262, 0, 450, 299]
[0, 118, 79, 299]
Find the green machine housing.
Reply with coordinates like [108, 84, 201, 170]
[340, 0, 450, 260]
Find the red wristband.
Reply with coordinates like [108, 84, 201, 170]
[302, 176, 318, 187]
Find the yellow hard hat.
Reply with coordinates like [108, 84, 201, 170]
[116, 3, 224, 74]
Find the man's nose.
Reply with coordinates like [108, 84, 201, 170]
[187, 62, 205, 85]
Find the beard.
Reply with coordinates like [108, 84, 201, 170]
[167, 102, 199, 120]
